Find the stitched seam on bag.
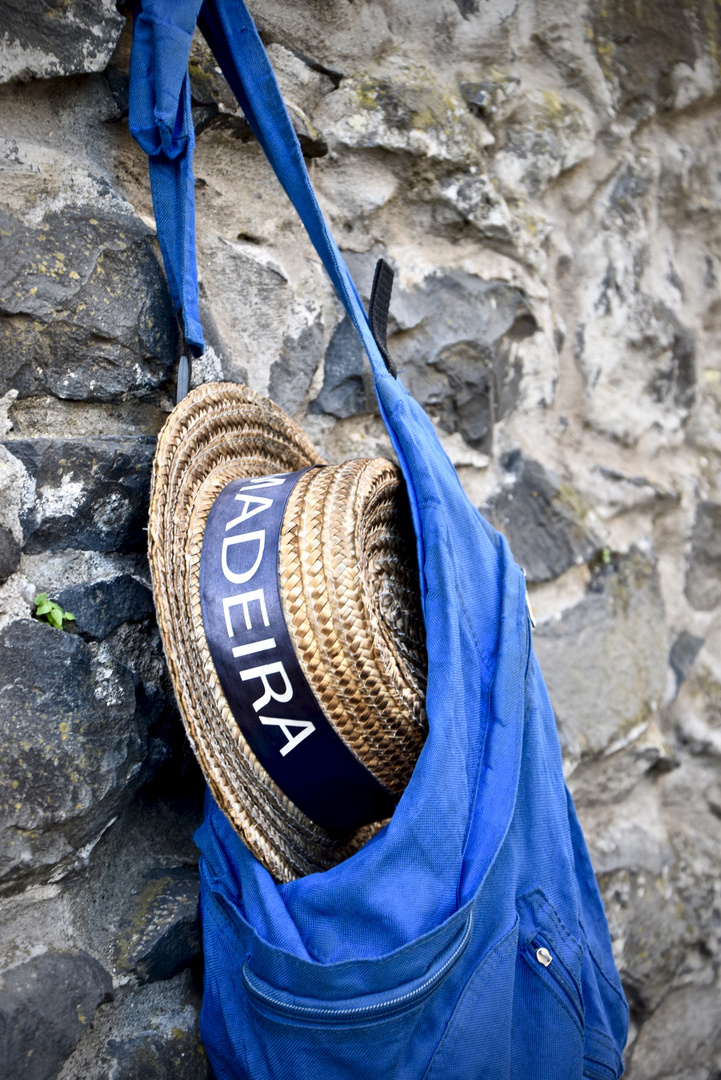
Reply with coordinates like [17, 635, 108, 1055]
[458, 681, 491, 893]
[455, 581, 493, 677]
[210, 863, 476, 985]
[583, 1052, 620, 1080]
[459, 567, 526, 891]
[585, 1046, 621, 1074]
[522, 951, 584, 1035]
[588, 946, 629, 1011]
[421, 919, 518, 1080]
[583, 1029, 624, 1080]
[519, 888, 583, 965]
[535, 892, 580, 953]
[517, 890, 585, 1015]
[413, 489, 494, 676]
[243, 911, 472, 1021]
[585, 1023, 621, 1054]
[420, 495, 494, 675]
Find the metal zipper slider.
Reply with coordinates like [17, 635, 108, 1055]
[536, 946, 553, 967]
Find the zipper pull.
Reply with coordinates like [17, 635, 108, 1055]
[536, 946, 553, 967]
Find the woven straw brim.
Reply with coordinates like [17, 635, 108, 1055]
[149, 382, 426, 882]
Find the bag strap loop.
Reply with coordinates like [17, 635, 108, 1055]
[130, 0, 399, 400]
[368, 259, 397, 378]
[129, 0, 205, 361]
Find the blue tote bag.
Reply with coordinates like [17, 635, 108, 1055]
[129, 3, 629, 1076]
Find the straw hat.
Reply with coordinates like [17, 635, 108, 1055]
[148, 382, 427, 882]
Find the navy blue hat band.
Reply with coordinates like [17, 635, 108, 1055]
[199, 469, 398, 833]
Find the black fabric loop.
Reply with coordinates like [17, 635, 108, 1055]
[368, 259, 397, 378]
[176, 354, 190, 404]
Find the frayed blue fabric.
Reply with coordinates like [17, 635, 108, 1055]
[129, 2, 629, 1076]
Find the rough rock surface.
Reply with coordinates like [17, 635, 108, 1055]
[3, 437, 155, 554]
[0, 0, 720, 1076]
[0, 949, 113, 1080]
[54, 574, 154, 640]
[0, 203, 177, 402]
[56, 970, 210, 1080]
[488, 452, 600, 582]
[116, 866, 201, 985]
[0, 617, 142, 887]
[0, 1, 124, 84]
[686, 501, 721, 612]
[0, 524, 20, 584]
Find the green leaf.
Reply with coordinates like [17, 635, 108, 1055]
[33, 592, 75, 631]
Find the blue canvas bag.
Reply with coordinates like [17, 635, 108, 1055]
[129, 3, 629, 1076]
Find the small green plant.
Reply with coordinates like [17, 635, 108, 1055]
[601, 547, 612, 565]
[34, 593, 76, 630]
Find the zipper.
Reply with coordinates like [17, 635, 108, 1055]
[242, 912, 473, 1024]
[583, 1065, 617, 1080]
[527, 933, 583, 1029]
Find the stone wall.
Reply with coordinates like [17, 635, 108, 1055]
[1, 1, 720, 1076]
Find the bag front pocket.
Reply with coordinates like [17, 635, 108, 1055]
[224, 907, 477, 1080]
[242, 909, 473, 1027]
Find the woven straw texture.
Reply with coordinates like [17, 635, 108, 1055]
[149, 382, 427, 882]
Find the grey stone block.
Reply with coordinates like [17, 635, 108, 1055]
[3, 437, 155, 555]
[588, 0, 713, 115]
[0, 618, 144, 886]
[55, 575, 155, 640]
[0, 205, 176, 402]
[534, 548, 667, 763]
[685, 501, 721, 611]
[669, 630, 705, 690]
[268, 303, 324, 415]
[0, 0, 124, 83]
[117, 867, 201, 985]
[309, 315, 371, 419]
[391, 273, 536, 452]
[0, 525, 20, 585]
[488, 453, 599, 583]
[0, 950, 112, 1080]
[58, 971, 210, 1080]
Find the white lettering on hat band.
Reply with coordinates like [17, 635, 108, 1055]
[239, 476, 286, 490]
[223, 589, 269, 636]
[212, 473, 317, 756]
[221, 530, 265, 583]
[259, 716, 316, 756]
[240, 660, 293, 711]
[225, 494, 273, 529]
[232, 637, 276, 658]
